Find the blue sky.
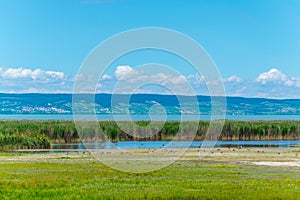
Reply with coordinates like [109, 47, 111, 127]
[0, 0, 300, 98]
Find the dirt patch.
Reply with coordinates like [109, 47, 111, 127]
[252, 161, 300, 167]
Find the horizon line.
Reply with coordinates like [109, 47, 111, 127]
[0, 92, 298, 101]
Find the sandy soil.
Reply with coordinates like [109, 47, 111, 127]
[1, 148, 300, 169]
[252, 161, 300, 167]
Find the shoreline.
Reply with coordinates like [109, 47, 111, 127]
[2, 115, 300, 121]
[1, 147, 299, 167]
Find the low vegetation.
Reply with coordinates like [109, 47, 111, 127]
[0, 149, 299, 199]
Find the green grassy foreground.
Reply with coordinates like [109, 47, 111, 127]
[0, 148, 299, 199]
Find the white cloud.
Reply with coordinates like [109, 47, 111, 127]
[2, 68, 31, 79]
[255, 68, 300, 89]
[256, 68, 287, 84]
[0, 67, 64, 80]
[290, 77, 300, 88]
[109, 65, 195, 95]
[113, 66, 189, 86]
[0, 67, 69, 93]
[188, 74, 228, 87]
[187, 73, 205, 85]
[101, 74, 111, 81]
[170, 75, 186, 84]
[45, 71, 64, 80]
[1, 66, 300, 98]
[247, 68, 300, 98]
[114, 66, 133, 80]
[224, 75, 242, 83]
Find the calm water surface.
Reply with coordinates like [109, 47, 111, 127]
[52, 140, 300, 150]
[1, 114, 300, 120]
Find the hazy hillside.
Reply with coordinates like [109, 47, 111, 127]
[0, 93, 300, 115]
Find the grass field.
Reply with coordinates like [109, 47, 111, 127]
[0, 148, 299, 199]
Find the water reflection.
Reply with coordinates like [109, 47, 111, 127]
[52, 140, 300, 150]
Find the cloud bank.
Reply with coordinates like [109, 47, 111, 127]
[0, 67, 69, 93]
[0, 68, 64, 80]
[0, 66, 299, 99]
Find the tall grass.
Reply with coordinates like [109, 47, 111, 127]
[0, 120, 299, 144]
[0, 133, 51, 150]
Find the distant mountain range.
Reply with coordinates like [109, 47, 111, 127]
[0, 93, 300, 115]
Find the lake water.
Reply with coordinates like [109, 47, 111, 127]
[52, 140, 300, 150]
[1, 114, 300, 121]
